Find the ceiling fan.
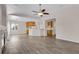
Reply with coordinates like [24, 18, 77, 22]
[32, 4, 49, 17]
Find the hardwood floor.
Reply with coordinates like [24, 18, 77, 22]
[3, 35, 79, 54]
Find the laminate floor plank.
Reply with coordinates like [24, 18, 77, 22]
[3, 35, 79, 54]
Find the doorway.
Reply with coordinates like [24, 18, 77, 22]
[45, 19, 56, 37]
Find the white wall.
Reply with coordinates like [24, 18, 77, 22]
[56, 5, 79, 43]
[0, 5, 2, 25]
[0, 5, 7, 26]
[30, 21, 41, 36]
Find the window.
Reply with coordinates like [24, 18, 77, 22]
[11, 23, 19, 30]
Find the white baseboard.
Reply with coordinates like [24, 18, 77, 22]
[56, 36, 79, 43]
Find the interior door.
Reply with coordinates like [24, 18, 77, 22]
[45, 20, 53, 37]
[47, 30, 52, 37]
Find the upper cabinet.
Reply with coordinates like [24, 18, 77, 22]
[25, 21, 36, 27]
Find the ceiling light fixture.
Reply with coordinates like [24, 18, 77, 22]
[32, 4, 49, 17]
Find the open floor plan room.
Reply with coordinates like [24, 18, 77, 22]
[0, 4, 79, 54]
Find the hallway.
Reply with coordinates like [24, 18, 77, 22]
[3, 35, 79, 54]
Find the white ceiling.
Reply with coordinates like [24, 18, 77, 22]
[7, 4, 65, 18]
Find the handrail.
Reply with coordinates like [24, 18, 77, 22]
[1, 32, 6, 54]
[0, 26, 7, 54]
